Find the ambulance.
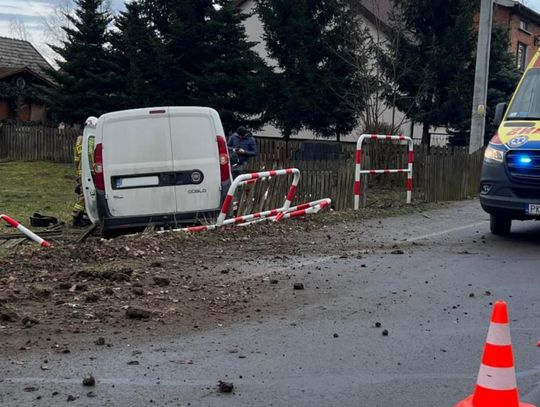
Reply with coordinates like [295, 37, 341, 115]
[480, 50, 540, 235]
[81, 107, 232, 237]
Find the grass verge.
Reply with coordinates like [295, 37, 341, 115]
[0, 161, 75, 228]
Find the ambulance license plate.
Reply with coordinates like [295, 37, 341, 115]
[526, 204, 540, 215]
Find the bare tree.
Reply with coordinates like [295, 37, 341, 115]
[337, 0, 428, 136]
[40, 0, 113, 63]
[41, 0, 74, 47]
[336, 0, 404, 135]
[9, 17, 33, 42]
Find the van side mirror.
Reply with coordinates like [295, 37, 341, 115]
[494, 102, 507, 127]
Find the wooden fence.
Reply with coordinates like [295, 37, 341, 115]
[245, 141, 484, 209]
[0, 124, 484, 207]
[0, 124, 79, 163]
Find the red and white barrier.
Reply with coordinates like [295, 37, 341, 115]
[354, 134, 414, 209]
[237, 198, 332, 226]
[0, 214, 51, 247]
[240, 198, 331, 226]
[156, 169, 334, 234]
[164, 198, 331, 232]
[216, 168, 301, 226]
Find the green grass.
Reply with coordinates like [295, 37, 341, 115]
[0, 161, 75, 227]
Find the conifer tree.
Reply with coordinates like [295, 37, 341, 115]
[42, 0, 119, 124]
[190, 0, 270, 133]
[256, 0, 360, 140]
[484, 24, 520, 143]
[384, 0, 477, 146]
[385, 1, 521, 146]
[111, 1, 166, 109]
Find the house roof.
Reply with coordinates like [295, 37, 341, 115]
[495, 0, 540, 24]
[0, 36, 54, 82]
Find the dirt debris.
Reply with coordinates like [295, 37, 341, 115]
[218, 380, 234, 393]
[0, 214, 400, 337]
[0, 304, 19, 321]
[126, 307, 152, 320]
[22, 316, 38, 328]
[153, 276, 170, 287]
[82, 374, 96, 387]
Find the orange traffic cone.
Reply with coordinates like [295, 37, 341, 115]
[455, 301, 536, 407]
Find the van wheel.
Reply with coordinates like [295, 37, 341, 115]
[490, 214, 511, 235]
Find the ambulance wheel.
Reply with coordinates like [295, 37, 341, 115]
[490, 214, 511, 236]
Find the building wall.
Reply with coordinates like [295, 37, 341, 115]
[493, 4, 540, 70]
[0, 100, 9, 120]
[0, 72, 49, 123]
[237, 0, 441, 143]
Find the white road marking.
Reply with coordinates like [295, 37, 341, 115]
[406, 221, 489, 242]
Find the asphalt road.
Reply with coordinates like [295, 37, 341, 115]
[1, 200, 539, 406]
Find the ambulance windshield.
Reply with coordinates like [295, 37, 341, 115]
[506, 68, 540, 120]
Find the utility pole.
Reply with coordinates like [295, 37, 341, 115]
[469, 0, 493, 154]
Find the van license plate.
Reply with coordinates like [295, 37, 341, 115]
[526, 204, 540, 215]
[115, 176, 159, 189]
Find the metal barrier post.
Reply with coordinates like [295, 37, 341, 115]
[216, 168, 301, 226]
[0, 214, 51, 247]
[354, 134, 414, 209]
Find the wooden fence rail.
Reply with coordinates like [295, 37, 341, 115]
[0, 124, 483, 207]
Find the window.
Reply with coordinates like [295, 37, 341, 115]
[506, 69, 540, 120]
[517, 42, 528, 71]
[520, 19, 529, 32]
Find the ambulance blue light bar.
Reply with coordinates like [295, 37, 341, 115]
[518, 156, 532, 164]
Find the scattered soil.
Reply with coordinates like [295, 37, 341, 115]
[0, 201, 436, 341]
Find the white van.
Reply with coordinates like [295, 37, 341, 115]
[81, 107, 232, 236]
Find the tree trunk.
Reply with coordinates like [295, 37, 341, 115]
[421, 121, 431, 147]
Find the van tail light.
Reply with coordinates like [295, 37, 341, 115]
[93, 143, 105, 190]
[216, 136, 230, 182]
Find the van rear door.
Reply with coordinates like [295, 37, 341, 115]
[82, 119, 99, 224]
[169, 108, 221, 212]
[102, 109, 177, 217]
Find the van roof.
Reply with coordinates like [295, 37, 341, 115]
[99, 106, 218, 122]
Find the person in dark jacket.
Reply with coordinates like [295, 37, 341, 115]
[228, 126, 257, 177]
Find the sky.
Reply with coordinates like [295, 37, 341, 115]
[0, 0, 127, 62]
[1, 0, 540, 64]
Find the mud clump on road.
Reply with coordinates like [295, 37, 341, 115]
[218, 380, 234, 393]
[82, 374, 96, 387]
